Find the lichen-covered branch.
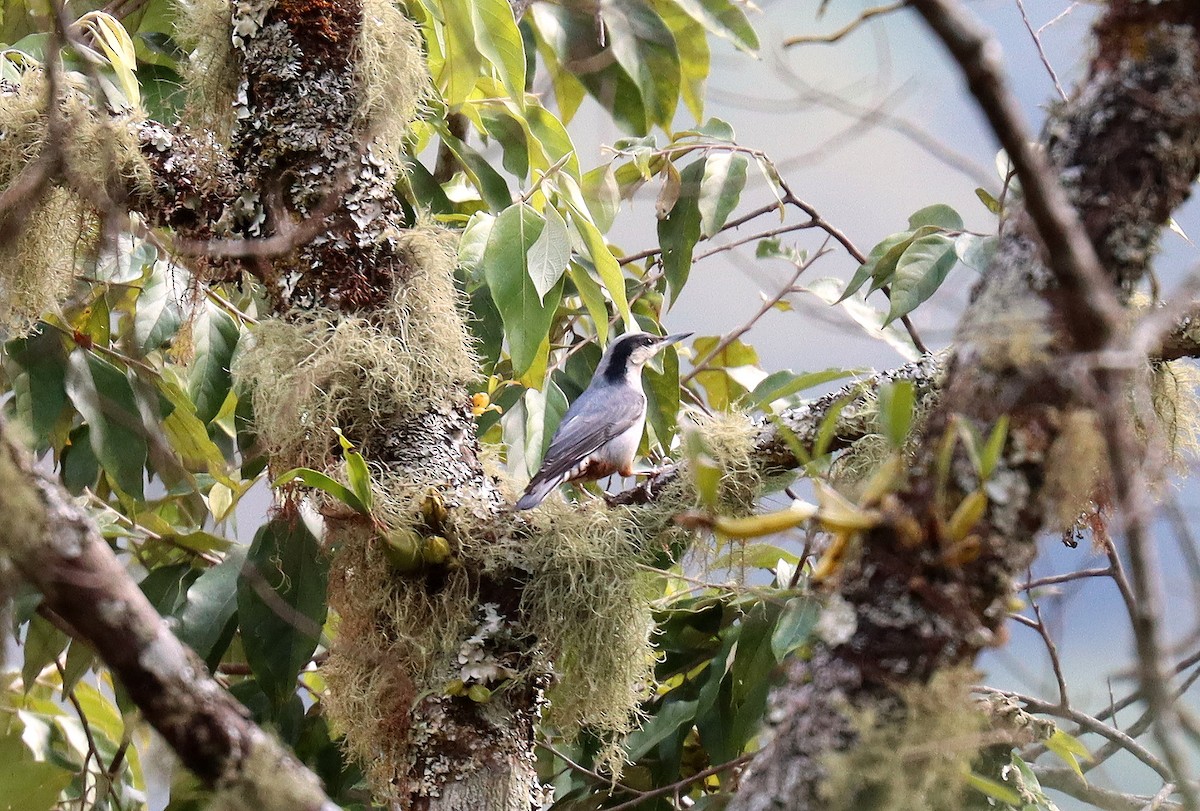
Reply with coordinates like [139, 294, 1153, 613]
[0, 421, 338, 811]
[613, 353, 946, 506]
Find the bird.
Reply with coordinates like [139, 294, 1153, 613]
[514, 330, 692, 510]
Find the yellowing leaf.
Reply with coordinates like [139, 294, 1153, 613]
[78, 12, 139, 108]
[713, 501, 818, 538]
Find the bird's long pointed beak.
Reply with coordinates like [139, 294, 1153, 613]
[656, 331, 693, 349]
[647, 332, 691, 374]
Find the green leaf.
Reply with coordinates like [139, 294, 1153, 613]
[979, 415, 1009, 480]
[839, 231, 913, 302]
[770, 597, 818, 660]
[271, 467, 369, 514]
[21, 614, 68, 691]
[61, 638, 94, 695]
[694, 627, 738, 762]
[673, 0, 759, 54]
[907, 203, 963, 231]
[729, 602, 779, 747]
[698, 151, 747, 238]
[173, 546, 246, 664]
[975, 187, 1001, 214]
[238, 518, 329, 708]
[746, 367, 862, 410]
[188, 304, 239, 424]
[139, 563, 200, 616]
[624, 698, 698, 761]
[814, 395, 853, 458]
[0, 732, 73, 811]
[655, 0, 709, 121]
[581, 164, 620, 234]
[6, 327, 69, 447]
[400, 154, 456, 214]
[332, 428, 374, 513]
[883, 233, 958, 325]
[658, 158, 705, 307]
[527, 12, 587, 123]
[134, 260, 183, 351]
[470, 0, 526, 104]
[691, 335, 759, 411]
[458, 210, 496, 274]
[955, 232, 997, 274]
[683, 116, 736, 141]
[438, 129, 513, 210]
[525, 102, 581, 178]
[481, 204, 565, 375]
[137, 62, 185, 124]
[65, 351, 148, 499]
[468, 276, 505, 371]
[431, 0, 482, 104]
[964, 770, 1023, 805]
[61, 425, 100, 494]
[502, 383, 569, 478]
[158, 378, 226, 474]
[567, 261, 611, 346]
[527, 204, 571, 303]
[643, 339, 680, 449]
[344, 450, 374, 513]
[877, 380, 915, 448]
[1046, 729, 1091, 777]
[559, 174, 631, 326]
[601, 0, 681, 127]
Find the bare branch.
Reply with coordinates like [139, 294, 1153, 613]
[1035, 767, 1182, 811]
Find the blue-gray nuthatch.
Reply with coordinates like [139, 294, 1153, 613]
[514, 330, 692, 510]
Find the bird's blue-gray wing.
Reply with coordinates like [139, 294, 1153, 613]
[530, 386, 645, 485]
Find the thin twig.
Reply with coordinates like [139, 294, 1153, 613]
[603, 753, 755, 811]
[1014, 0, 1068, 101]
[1020, 566, 1112, 591]
[1028, 586, 1070, 707]
[683, 244, 828, 384]
[784, 2, 906, 47]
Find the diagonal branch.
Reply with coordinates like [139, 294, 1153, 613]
[0, 420, 338, 811]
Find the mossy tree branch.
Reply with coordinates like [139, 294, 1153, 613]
[727, 3, 1200, 809]
[0, 418, 339, 811]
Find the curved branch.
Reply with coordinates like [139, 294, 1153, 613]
[0, 421, 338, 811]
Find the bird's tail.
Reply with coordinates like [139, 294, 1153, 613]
[514, 473, 565, 511]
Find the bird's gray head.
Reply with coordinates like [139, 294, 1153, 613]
[596, 331, 692, 383]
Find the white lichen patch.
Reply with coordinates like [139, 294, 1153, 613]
[815, 594, 858, 647]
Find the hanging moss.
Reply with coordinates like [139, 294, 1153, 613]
[173, 0, 239, 139]
[1149, 359, 1200, 467]
[232, 228, 476, 470]
[0, 189, 97, 333]
[0, 69, 147, 333]
[355, 0, 429, 164]
[821, 665, 985, 811]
